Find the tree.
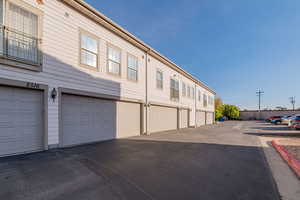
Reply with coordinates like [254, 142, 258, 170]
[275, 106, 287, 110]
[214, 97, 224, 120]
[223, 104, 240, 120]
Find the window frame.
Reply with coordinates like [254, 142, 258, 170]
[5, 0, 43, 39]
[170, 78, 179, 101]
[203, 94, 208, 107]
[127, 53, 138, 82]
[107, 43, 122, 77]
[198, 90, 201, 102]
[156, 69, 163, 90]
[79, 29, 99, 70]
[0, 0, 44, 71]
[191, 87, 195, 99]
[182, 82, 186, 97]
[187, 85, 191, 98]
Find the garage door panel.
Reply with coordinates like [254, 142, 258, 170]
[0, 86, 44, 157]
[117, 102, 140, 138]
[196, 111, 206, 127]
[150, 106, 177, 133]
[180, 109, 188, 129]
[62, 94, 117, 147]
[206, 113, 214, 124]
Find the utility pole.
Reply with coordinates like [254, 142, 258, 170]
[289, 97, 296, 110]
[256, 90, 264, 111]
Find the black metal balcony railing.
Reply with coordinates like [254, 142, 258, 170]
[0, 25, 42, 66]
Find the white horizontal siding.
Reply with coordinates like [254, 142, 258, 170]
[0, 0, 147, 145]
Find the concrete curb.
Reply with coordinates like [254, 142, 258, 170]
[272, 140, 300, 179]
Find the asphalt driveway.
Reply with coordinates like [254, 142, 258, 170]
[0, 121, 280, 200]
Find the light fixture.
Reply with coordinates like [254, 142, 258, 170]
[51, 88, 57, 102]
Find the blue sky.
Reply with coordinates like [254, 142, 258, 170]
[85, 0, 300, 110]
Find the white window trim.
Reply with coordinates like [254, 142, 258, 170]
[187, 85, 191, 98]
[191, 87, 195, 99]
[203, 94, 208, 107]
[156, 69, 163, 90]
[79, 29, 99, 70]
[0, 0, 44, 71]
[107, 43, 122, 76]
[127, 53, 138, 82]
[170, 78, 179, 101]
[182, 82, 186, 97]
[6, 0, 43, 39]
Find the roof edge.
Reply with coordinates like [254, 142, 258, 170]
[60, 0, 216, 95]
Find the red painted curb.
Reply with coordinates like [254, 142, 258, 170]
[272, 140, 300, 178]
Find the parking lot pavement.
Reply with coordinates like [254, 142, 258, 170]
[0, 121, 280, 200]
[244, 122, 300, 137]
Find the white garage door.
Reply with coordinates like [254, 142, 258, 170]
[206, 112, 214, 125]
[180, 109, 189, 129]
[61, 94, 117, 147]
[0, 86, 44, 157]
[149, 105, 177, 133]
[117, 102, 141, 138]
[196, 111, 206, 127]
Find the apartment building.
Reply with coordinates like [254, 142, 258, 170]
[0, 0, 216, 157]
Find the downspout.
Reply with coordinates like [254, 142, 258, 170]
[145, 50, 150, 135]
[194, 83, 197, 128]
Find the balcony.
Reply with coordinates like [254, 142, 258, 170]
[0, 25, 42, 70]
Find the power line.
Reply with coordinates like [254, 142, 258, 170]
[256, 90, 264, 111]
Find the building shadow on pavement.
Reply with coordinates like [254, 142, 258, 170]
[0, 139, 280, 200]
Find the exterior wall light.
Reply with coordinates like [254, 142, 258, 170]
[51, 88, 57, 102]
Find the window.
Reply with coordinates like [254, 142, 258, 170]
[80, 33, 98, 68]
[203, 94, 208, 107]
[156, 70, 163, 89]
[127, 54, 138, 81]
[0, 1, 42, 67]
[191, 88, 195, 99]
[182, 82, 186, 97]
[198, 90, 201, 102]
[170, 79, 179, 101]
[107, 45, 121, 75]
[187, 85, 191, 98]
[208, 96, 214, 105]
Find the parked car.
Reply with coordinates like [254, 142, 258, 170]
[266, 116, 282, 122]
[281, 115, 292, 125]
[289, 116, 300, 129]
[269, 116, 283, 124]
[294, 122, 300, 130]
[288, 115, 300, 127]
